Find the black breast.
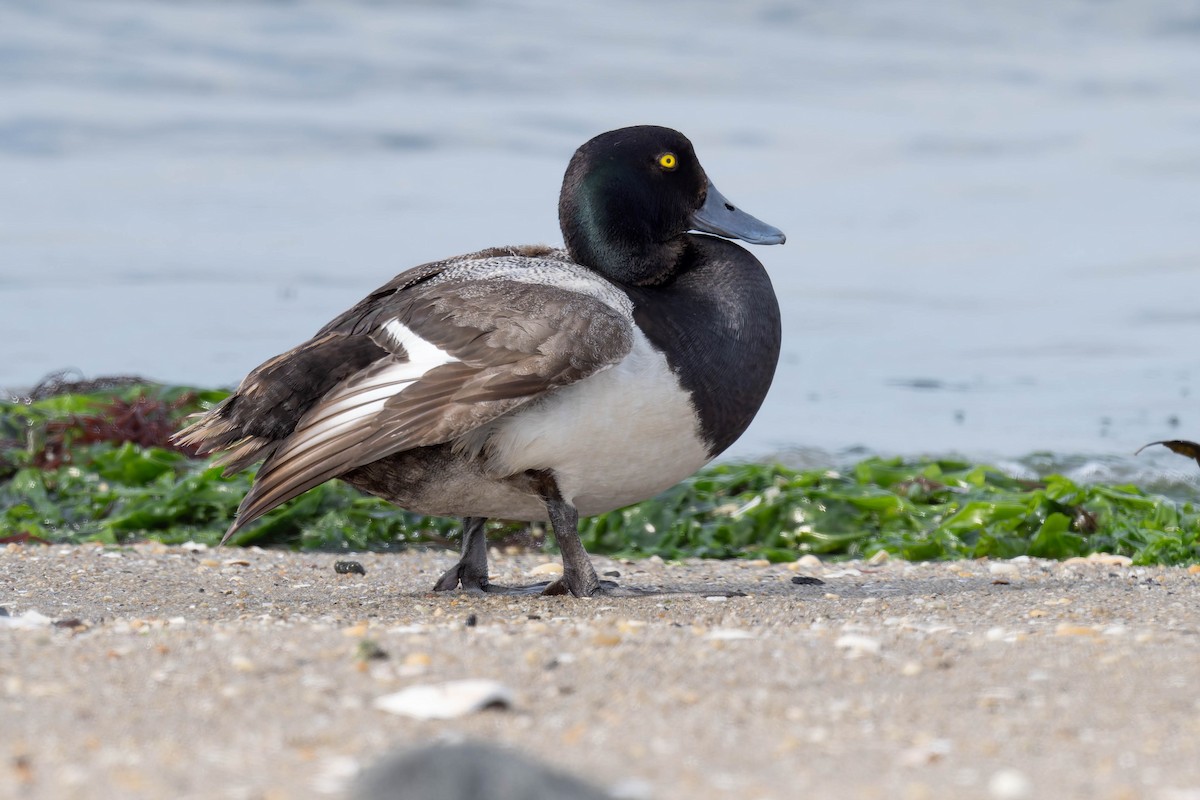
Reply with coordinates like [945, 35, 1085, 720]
[626, 235, 782, 457]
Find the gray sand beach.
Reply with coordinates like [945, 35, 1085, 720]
[4, 3, 1200, 799]
[4, 543, 1200, 799]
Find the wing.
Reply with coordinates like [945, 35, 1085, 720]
[171, 252, 462, 469]
[181, 255, 634, 540]
[174, 244, 571, 469]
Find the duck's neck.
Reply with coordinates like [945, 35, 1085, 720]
[560, 173, 687, 287]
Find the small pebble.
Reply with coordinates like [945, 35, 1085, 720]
[897, 738, 951, 767]
[52, 618, 86, 631]
[230, 656, 256, 673]
[334, 561, 366, 575]
[465, 614, 477, 627]
[403, 652, 432, 668]
[528, 562, 563, 577]
[355, 639, 389, 661]
[1055, 624, 1100, 638]
[791, 576, 825, 586]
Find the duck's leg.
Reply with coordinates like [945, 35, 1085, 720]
[433, 516, 557, 595]
[433, 516, 491, 592]
[433, 472, 628, 597]
[542, 498, 602, 597]
[527, 471, 627, 598]
[536, 478, 740, 598]
[540, 498, 638, 597]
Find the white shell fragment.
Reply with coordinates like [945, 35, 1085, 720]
[988, 563, 1021, 579]
[834, 633, 882, 657]
[0, 610, 55, 630]
[705, 629, 756, 641]
[988, 768, 1033, 800]
[374, 679, 514, 720]
[1063, 553, 1132, 567]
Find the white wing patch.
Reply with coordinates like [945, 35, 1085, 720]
[271, 320, 458, 466]
[383, 319, 456, 371]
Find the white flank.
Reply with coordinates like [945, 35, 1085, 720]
[484, 329, 711, 517]
[286, 320, 457, 450]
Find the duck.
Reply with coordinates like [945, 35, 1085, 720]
[175, 125, 785, 597]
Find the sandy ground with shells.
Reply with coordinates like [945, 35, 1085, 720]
[4, 542, 1200, 800]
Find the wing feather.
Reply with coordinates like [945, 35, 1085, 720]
[218, 269, 632, 540]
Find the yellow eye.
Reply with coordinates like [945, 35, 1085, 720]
[658, 152, 677, 170]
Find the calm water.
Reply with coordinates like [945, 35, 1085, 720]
[1, 1, 1198, 487]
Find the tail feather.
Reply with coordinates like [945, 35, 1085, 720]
[171, 402, 238, 455]
[213, 438, 280, 477]
[175, 331, 392, 540]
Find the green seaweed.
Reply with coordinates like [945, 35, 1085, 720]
[1, 384, 1197, 564]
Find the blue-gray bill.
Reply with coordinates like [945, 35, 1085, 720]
[690, 180, 786, 245]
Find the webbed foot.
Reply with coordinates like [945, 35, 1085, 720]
[433, 562, 556, 595]
[433, 561, 489, 592]
[540, 576, 628, 597]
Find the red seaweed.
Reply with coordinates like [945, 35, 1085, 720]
[33, 393, 202, 469]
[0, 532, 51, 545]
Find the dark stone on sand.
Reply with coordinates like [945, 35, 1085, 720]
[353, 742, 610, 800]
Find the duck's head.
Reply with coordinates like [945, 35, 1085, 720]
[559, 125, 785, 286]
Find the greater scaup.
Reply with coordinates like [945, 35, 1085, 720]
[176, 125, 785, 597]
